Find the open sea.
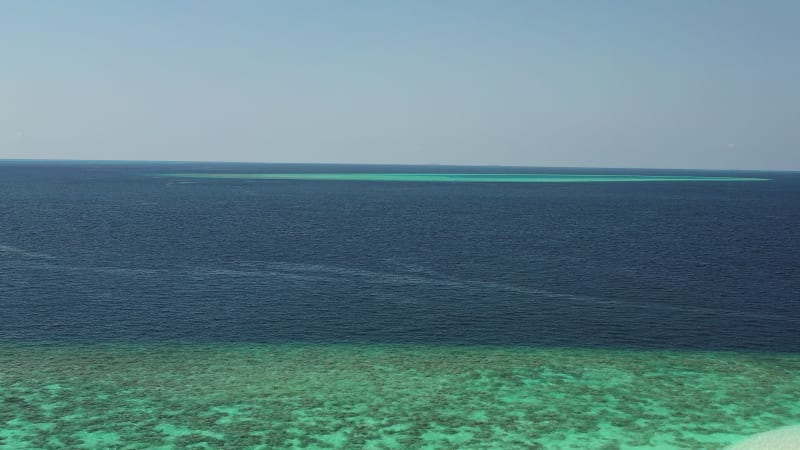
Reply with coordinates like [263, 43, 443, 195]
[1, 161, 799, 449]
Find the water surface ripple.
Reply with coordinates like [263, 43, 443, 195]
[1, 162, 799, 448]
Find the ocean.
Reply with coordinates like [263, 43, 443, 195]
[1, 161, 799, 448]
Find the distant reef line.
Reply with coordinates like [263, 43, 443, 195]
[152, 173, 769, 183]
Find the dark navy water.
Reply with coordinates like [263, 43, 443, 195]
[1, 162, 798, 351]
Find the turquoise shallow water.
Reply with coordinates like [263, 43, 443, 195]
[2, 344, 799, 449]
[155, 173, 768, 183]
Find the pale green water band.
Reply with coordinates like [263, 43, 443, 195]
[2, 343, 798, 449]
[155, 173, 769, 183]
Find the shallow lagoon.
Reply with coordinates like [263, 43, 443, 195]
[2, 343, 798, 449]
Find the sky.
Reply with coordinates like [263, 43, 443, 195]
[1, 1, 798, 170]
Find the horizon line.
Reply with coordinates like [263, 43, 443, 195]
[0, 157, 796, 173]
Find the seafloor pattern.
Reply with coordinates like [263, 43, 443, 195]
[155, 173, 768, 183]
[1, 344, 798, 449]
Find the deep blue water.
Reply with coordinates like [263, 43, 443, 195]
[1, 162, 798, 351]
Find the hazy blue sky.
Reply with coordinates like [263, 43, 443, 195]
[2, 1, 798, 169]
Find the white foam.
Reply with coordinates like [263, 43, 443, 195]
[727, 425, 800, 450]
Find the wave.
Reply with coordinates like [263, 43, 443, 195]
[10, 254, 795, 325]
[0, 244, 57, 260]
